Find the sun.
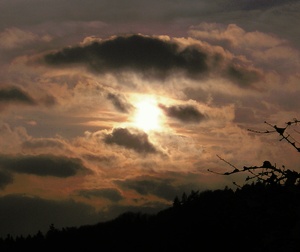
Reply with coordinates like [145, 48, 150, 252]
[132, 97, 163, 132]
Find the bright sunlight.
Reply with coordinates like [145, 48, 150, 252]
[133, 97, 163, 132]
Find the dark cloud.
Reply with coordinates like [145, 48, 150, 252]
[116, 177, 177, 201]
[77, 188, 124, 202]
[0, 194, 101, 238]
[113, 201, 168, 212]
[159, 104, 206, 123]
[0, 154, 90, 177]
[0, 86, 36, 105]
[226, 64, 262, 87]
[0, 192, 167, 238]
[115, 171, 222, 202]
[104, 128, 157, 154]
[43, 34, 262, 87]
[0, 169, 13, 190]
[44, 34, 208, 79]
[40, 94, 57, 107]
[107, 92, 133, 113]
[225, 0, 300, 10]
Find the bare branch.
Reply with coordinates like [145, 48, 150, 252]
[210, 118, 300, 187]
[248, 118, 300, 153]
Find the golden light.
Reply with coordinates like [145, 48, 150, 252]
[132, 97, 163, 132]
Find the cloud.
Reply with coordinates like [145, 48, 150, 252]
[0, 86, 36, 105]
[189, 23, 300, 73]
[107, 92, 133, 113]
[0, 27, 51, 50]
[21, 138, 67, 150]
[225, 0, 299, 11]
[0, 169, 13, 190]
[226, 64, 262, 87]
[0, 0, 299, 241]
[43, 34, 262, 87]
[0, 86, 57, 111]
[115, 176, 177, 201]
[159, 104, 206, 123]
[81, 153, 116, 165]
[39, 94, 57, 107]
[114, 172, 212, 201]
[103, 128, 158, 154]
[0, 154, 90, 177]
[0, 192, 167, 238]
[44, 34, 207, 78]
[0, 194, 101, 238]
[0, 123, 29, 153]
[189, 23, 285, 50]
[77, 188, 124, 202]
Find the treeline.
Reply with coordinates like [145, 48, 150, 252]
[1, 182, 300, 251]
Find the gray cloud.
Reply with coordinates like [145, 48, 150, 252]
[0, 87, 56, 110]
[225, 0, 300, 11]
[159, 104, 206, 123]
[0, 0, 211, 29]
[107, 92, 133, 113]
[116, 177, 177, 201]
[77, 188, 124, 202]
[0, 194, 101, 238]
[44, 34, 208, 79]
[115, 173, 209, 201]
[0, 86, 36, 105]
[268, 89, 300, 111]
[40, 94, 57, 107]
[104, 128, 158, 154]
[0, 0, 299, 241]
[1, 0, 297, 28]
[226, 64, 262, 87]
[1, 0, 300, 49]
[0, 169, 13, 190]
[43, 34, 263, 87]
[0, 154, 90, 177]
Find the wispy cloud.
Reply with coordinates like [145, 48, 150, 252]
[0, 27, 51, 49]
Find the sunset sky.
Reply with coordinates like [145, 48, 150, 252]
[1, 0, 300, 238]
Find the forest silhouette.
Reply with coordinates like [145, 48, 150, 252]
[1, 119, 300, 251]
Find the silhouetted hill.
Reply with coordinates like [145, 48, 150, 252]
[1, 182, 300, 251]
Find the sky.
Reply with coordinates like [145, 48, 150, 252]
[1, 0, 300, 238]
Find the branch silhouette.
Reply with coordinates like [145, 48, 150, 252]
[209, 118, 300, 186]
[248, 118, 300, 152]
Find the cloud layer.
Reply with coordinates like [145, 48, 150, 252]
[0, 0, 300, 239]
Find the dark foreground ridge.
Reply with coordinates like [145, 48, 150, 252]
[1, 182, 300, 252]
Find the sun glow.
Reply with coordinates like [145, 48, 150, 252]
[133, 97, 163, 132]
